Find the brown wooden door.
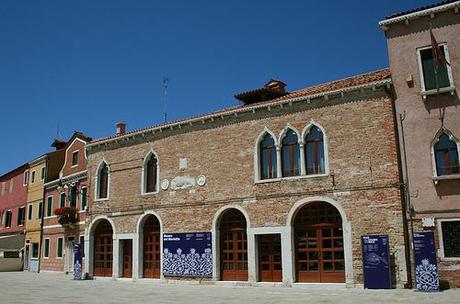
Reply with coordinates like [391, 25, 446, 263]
[258, 234, 282, 282]
[220, 209, 248, 281]
[93, 221, 113, 277]
[122, 240, 133, 278]
[295, 202, 345, 283]
[143, 216, 161, 278]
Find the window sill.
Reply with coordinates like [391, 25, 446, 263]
[141, 191, 160, 196]
[255, 173, 329, 184]
[421, 86, 455, 99]
[71, 165, 78, 168]
[440, 257, 460, 262]
[44, 215, 57, 219]
[433, 174, 460, 184]
[94, 198, 109, 202]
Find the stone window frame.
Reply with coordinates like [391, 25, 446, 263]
[80, 186, 88, 211]
[416, 43, 455, 97]
[431, 128, 460, 181]
[279, 125, 303, 177]
[141, 150, 160, 195]
[45, 195, 54, 218]
[43, 238, 50, 259]
[56, 237, 64, 259]
[71, 150, 79, 168]
[437, 218, 460, 261]
[254, 122, 330, 184]
[94, 159, 110, 202]
[23, 170, 29, 186]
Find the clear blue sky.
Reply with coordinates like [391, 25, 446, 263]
[0, 0, 437, 174]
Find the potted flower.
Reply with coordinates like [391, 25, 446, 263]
[54, 207, 79, 227]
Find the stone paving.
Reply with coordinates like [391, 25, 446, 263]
[1, 272, 459, 304]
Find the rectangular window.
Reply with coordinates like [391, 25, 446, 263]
[17, 207, 25, 226]
[9, 179, 14, 193]
[23, 170, 29, 186]
[28, 205, 33, 220]
[32, 243, 39, 259]
[40, 167, 46, 181]
[69, 186, 77, 207]
[442, 221, 460, 258]
[31, 171, 36, 184]
[60, 193, 66, 208]
[38, 202, 43, 219]
[57, 237, 63, 258]
[72, 151, 79, 167]
[81, 187, 87, 211]
[5, 210, 12, 227]
[46, 196, 53, 217]
[418, 45, 453, 91]
[80, 235, 85, 258]
[44, 239, 50, 258]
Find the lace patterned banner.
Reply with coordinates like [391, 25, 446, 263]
[413, 232, 440, 292]
[163, 232, 212, 277]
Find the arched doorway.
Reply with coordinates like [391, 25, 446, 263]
[219, 209, 248, 281]
[93, 220, 113, 277]
[294, 201, 345, 283]
[142, 215, 161, 278]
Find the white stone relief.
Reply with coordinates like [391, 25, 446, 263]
[171, 176, 196, 190]
[179, 158, 188, 170]
[161, 179, 170, 190]
[197, 175, 206, 186]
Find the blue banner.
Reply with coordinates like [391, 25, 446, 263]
[73, 244, 82, 280]
[413, 232, 440, 292]
[163, 232, 212, 277]
[361, 234, 391, 289]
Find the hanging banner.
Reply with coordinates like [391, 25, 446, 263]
[163, 232, 212, 277]
[73, 244, 82, 280]
[361, 234, 391, 289]
[413, 232, 440, 292]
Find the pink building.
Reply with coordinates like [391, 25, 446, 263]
[381, 0, 460, 288]
[0, 163, 30, 267]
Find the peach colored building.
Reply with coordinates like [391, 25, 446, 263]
[381, 0, 460, 288]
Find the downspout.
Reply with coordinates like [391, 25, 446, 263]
[388, 83, 414, 289]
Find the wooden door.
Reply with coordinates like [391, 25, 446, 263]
[122, 240, 133, 278]
[143, 216, 161, 278]
[258, 234, 282, 282]
[295, 202, 345, 283]
[93, 221, 113, 277]
[220, 209, 248, 281]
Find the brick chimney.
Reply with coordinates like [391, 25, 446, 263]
[116, 122, 126, 135]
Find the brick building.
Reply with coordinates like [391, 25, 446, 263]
[84, 69, 410, 287]
[40, 132, 91, 273]
[0, 163, 29, 270]
[380, 0, 460, 288]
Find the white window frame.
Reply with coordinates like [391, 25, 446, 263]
[56, 237, 64, 259]
[71, 150, 79, 168]
[437, 218, 460, 261]
[278, 125, 303, 177]
[45, 195, 54, 218]
[79, 235, 85, 259]
[141, 150, 160, 195]
[5, 209, 12, 228]
[18, 207, 25, 226]
[40, 167, 46, 181]
[59, 192, 66, 208]
[23, 170, 29, 186]
[254, 127, 281, 182]
[94, 159, 110, 201]
[43, 238, 50, 259]
[430, 128, 460, 180]
[31, 171, 35, 184]
[80, 186, 88, 211]
[416, 43, 455, 95]
[31, 242, 40, 260]
[302, 121, 330, 178]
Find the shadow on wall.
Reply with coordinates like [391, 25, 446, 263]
[385, 13, 460, 39]
[424, 92, 460, 113]
[435, 179, 460, 197]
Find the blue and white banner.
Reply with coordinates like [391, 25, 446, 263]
[73, 244, 82, 280]
[361, 234, 391, 289]
[163, 232, 212, 277]
[413, 232, 440, 292]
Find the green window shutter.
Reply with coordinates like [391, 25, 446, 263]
[421, 47, 450, 90]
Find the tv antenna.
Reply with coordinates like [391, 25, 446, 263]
[163, 77, 169, 123]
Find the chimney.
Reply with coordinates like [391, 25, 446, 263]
[116, 122, 126, 135]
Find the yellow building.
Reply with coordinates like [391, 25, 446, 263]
[24, 154, 46, 272]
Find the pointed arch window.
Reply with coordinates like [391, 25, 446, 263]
[144, 153, 158, 193]
[281, 129, 300, 177]
[305, 126, 325, 175]
[260, 133, 277, 180]
[97, 162, 109, 199]
[434, 132, 459, 176]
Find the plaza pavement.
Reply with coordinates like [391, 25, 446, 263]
[0, 271, 459, 304]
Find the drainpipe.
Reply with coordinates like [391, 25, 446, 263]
[37, 157, 48, 273]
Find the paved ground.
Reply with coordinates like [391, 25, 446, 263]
[1, 272, 460, 304]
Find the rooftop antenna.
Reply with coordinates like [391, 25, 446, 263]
[163, 77, 169, 123]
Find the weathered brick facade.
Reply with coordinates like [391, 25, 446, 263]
[85, 73, 409, 287]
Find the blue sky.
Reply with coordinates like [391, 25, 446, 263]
[0, 0, 437, 174]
